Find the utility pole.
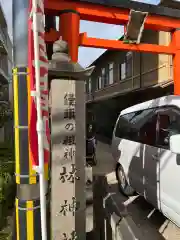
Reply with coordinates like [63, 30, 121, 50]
[12, 0, 50, 239]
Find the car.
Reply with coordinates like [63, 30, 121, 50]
[111, 95, 180, 227]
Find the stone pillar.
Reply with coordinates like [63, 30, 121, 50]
[49, 39, 95, 240]
[50, 78, 86, 239]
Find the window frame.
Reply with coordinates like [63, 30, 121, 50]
[121, 62, 126, 80]
[89, 77, 92, 93]
[126, 51, 133, 79]
[108, 62, 114, 85]
[97, 76, 102, 90]
[101, 67, 106, 88]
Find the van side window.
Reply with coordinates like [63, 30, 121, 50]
[157, 108, 180, 149]
[115, 109, 155, 141]
[139, 114, 158, 146]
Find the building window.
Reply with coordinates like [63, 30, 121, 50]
[126, 52, 133, 78]
[86, 79, 89, 93]
[101, 68, 106, 87]
[86, 78, 92, 93]
[98, 76, 102, 90]
[120, 52, 132, 80]
[89, 77, 92, 93]
[121, 62, 126, 80]
[108, 63, 114, 85]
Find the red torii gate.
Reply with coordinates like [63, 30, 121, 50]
[44, 0, 180, 93]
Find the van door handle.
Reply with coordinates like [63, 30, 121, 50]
[152, 154, 158, 160]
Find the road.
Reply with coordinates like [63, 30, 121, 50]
[86, 141, 180, 240]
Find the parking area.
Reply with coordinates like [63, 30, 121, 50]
[86, 141, 180, 240]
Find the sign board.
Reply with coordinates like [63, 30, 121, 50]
[50, 79, 86, 240]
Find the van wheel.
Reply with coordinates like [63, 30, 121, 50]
[116, 164, 135, 197]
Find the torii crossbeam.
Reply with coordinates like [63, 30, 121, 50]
[44, 0, 180, 94]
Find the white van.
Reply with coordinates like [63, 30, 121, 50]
[111, 95, 180, 227]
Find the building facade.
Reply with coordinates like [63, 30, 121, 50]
[86, 29, 174, 138]
[0, 4, 13, 143]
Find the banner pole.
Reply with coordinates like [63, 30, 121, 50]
[32, 0, 47, 239]
[12, 0, 43, 239]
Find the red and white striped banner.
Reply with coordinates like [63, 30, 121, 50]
[28, 0, 50, 167]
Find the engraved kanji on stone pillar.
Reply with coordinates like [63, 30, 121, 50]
[49, 39, 94, 240]
[51, 79, 78, 239]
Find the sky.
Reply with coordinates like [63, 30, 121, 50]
[79, 0, 160, 66]
[0, 0, 160, 67]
